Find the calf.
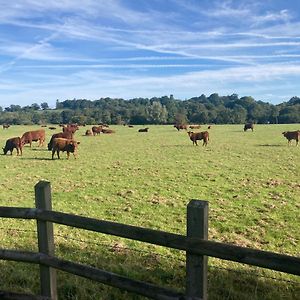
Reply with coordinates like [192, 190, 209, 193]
[48, 132, 73, 150]
[51, 138, 80, 159]
[21, 129, 45, 147]
[3, 137, 22, 155]
[138, 128, 149, 132]
[244, 123, 254, 132]
[282, 130, 300, 146]
[187, 131, 209, 146]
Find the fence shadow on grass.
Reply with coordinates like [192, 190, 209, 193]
[1, 239, 299, 300]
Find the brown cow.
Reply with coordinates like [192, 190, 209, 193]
[48, 126, 56, 130]
[21, 129, 45, 147]
[3, 124, 10, 129]
[92, 126, 102, 135]
[3, 137, 23, 155]
[62, 124, 79, 134]
[244, 123, 254, 132]
[282, 130, 300, 146]
[187, 131, 209, 146]
[138, 128, 149, 132]
[102, 128, 115, 134]
[174, 124, 188, 131]
[51, 138, 80, 159]
[189, 125, 201, 129]
[48, 131, 73, 150]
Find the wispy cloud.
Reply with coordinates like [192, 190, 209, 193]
[0, 0, 300, 106]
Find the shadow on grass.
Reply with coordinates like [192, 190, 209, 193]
[29, 148, 48, 151]
[257, 144, 284, 147]
[1, 240, 298, 300]
[21, 157, 53, 161]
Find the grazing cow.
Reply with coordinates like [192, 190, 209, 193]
[102, 128, 115, 134]
[21, 129, 45, 147]
[187, 131, 209, 146]
[48, 126, 56, 130]
[3, 137, 22, 155]
[48, 132, 73, 150]
[174, 124, 188, 131]
[138, 128, 149, 132]
[282, 130, 300, 146]
[189, 125, 201, 129]
[92, 126, 102, 135]
[128, 125, 134, 128]
[51, 138, 80, 159]
[3, 124, 10, 129]
[244, 123, 254, 132]
[208, 125, 211, 129]
[41, 125, 47, 127]
[85, 129, 93, 136]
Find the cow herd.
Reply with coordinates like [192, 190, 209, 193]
[1, 123, 300, 158]
[2, 124, 80, 159]
[174, 123, 300, 147]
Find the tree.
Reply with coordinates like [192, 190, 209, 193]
[174, 112, 188, 125]
[31, 103, 40, 110]
[41, 102, 49, 110]
[147, 102, 168, 124]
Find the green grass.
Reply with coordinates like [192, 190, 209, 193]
[0, 124, 299, 299]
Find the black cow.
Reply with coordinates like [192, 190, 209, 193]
[3, 137, 22, 155]
[244, 123, 254, 132]
[282, 131, 300, 146]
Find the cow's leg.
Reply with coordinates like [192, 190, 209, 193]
[194, 140, 198, 146]
[67, 152, 70, 159]
[52, 150, 55, 159]
[57, 150, 60, 159]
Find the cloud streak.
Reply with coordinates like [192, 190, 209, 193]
[0, 0, 300, 107]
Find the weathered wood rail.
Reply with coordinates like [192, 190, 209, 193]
[0, 181, 299, 300]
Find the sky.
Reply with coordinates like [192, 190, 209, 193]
[1, 0, 300, 108]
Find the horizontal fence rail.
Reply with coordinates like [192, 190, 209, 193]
[0, 249, 184, 300]
[0, 181, 299, 300]
[0, 207, 299, 276]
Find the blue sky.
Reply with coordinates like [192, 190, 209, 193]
[1, 0, 300, 108]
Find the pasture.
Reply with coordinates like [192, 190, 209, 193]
[0, 124, 299, 299]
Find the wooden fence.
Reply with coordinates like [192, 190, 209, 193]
[0, 181, 299, 300]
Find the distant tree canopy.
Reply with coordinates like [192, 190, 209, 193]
[0, 95, 299, 125]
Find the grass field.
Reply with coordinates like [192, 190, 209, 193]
[0, 124, 299, 299]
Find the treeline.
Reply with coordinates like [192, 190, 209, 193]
[0, 94, 300, 125]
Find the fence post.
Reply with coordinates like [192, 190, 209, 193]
[35, 181, 57, 300]
[186, 200, 208, 300]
